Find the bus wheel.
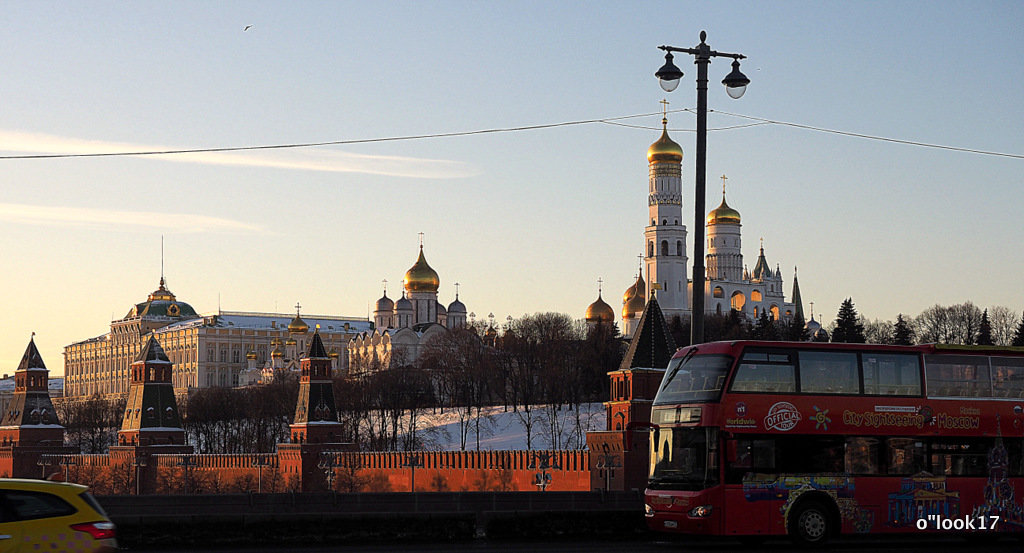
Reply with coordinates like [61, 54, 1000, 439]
[788, 500, 831, 548]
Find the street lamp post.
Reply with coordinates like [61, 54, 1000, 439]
[133, 455, 148, 496]
[655, 31, 750, 345]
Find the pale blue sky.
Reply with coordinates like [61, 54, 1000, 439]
[1, 2, 1021, 374]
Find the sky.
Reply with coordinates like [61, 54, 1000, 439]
[1, 2, 1021, 375]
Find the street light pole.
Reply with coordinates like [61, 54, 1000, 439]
[656, 31, 749, 345]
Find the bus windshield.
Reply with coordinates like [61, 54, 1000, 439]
[650, 427, 719, 490]
[655, 353, 733, 404]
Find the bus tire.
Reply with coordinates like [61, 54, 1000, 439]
[787, 499, 832, 548]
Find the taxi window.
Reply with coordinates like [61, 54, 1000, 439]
[2, 490, 77, 521]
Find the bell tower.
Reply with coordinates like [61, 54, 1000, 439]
[643, 106, 688, 322]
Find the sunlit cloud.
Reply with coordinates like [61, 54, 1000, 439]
[0, 130, 478, 179]
[0, 203, 263, 234]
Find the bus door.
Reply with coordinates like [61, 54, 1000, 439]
[723, 437, 775, 535]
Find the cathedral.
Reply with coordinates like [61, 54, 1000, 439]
[587, 115, 801, 336]
[347, 240, 468, 373]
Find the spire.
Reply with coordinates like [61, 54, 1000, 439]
[305, 328, 328, 359]
[135, 335, 171, 365]
[752, 238, 770, 280]
[792, 267, 805, 321]
[619, 295, 677, 371]
[17, 336, 46, 371]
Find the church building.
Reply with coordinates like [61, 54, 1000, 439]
[347, 240, 469, 374]
[588, 114, 801, 336]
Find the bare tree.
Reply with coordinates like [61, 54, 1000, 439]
[989, 306, 1020, 346]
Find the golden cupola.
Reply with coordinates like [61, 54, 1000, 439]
[404, 245, 440, 293]
[707, 192, 741, 225]
[622, 272, 647, 319]
[585, 293, 615, 323]
[647, 118, 683, 164]
[288, 312, 309, 334]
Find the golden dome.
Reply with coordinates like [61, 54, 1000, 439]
[271, 347, 283, 358]
[328, 348, 339, 359]
[147, 277, 176, 302]
[622, 272, 646, 319]
[585, 294, 615, 323]
[285, 338, 297, 346]
[647, 120, 683, 164]
[707, 194, 741, 225]
[288, 313, 309, 333]
[246, 350, 257, 360]
[404, 246, 440, 293]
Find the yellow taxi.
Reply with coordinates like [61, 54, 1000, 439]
[0, 479, 116, 553]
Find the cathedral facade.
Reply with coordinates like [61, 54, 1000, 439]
[347, 243, 468, 374]
[587, 116, 800, 335]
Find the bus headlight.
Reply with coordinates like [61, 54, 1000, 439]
[689, 505, 713, 518]
[645, 503, 655, 516]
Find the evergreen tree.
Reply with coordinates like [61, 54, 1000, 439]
[1013, 311, 1024, 347]
[892, 313, 915, 346]
[750, 311, 780, 340]
[831, 298, 866, 343]
[976, 309, 994, 346]
[785, 312, 809, 342]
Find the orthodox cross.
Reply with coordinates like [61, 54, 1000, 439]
[721, 174, 728, 195]
[295, 302, 302, 316]
[659, 98, 670, 118]
[382, 279, 388, 294]
[418, 232, 424, 248]
[454, 282, 460, 298]
[597, 277, 603, 295]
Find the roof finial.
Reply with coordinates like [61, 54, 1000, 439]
[810, 301, 815, 321]
[720, 174, 728, 198]
[295, 302, 302, 316]
[760, 236, 764, 251]
[597, 277, 603, 296]
[659, 99, 669, 127]
[418, 232, 424, 249]
[160, 235, 165, 286]
[454, 281, 460, 299]
[382, 278, 388, 295]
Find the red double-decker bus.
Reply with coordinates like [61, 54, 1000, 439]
[645, 340, 1024, 546]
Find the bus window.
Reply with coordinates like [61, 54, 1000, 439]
[845, 437, 880, 474]
[725, 438, 775, 483]
[656, 354, 733, 404]
[650, 427, 719, 490]
[930, 438, 990, 476]
[798, 351, 859, 394]
[862, 353, 922, 396]
[731, 350, 795, 393]
[776, 436, 845, 472]
[924, 355, 992, 397]
[990, 357, 1024, 398]
[886, 438, 926, 475]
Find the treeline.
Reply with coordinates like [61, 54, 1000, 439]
[669, 299, 1024, 347]
[56, 313, 624, 455]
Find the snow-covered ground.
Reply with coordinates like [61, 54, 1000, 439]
[411, 402, 606, 451]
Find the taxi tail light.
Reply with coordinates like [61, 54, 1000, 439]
[71, 521, 116, 540]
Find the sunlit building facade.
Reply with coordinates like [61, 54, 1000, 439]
[63, 279, 370, 398]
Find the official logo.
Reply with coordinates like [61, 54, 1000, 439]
[736, 402, 747, 417]
[764, 401, 801, 432]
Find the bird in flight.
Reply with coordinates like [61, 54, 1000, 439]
[243, 25, 253, 31]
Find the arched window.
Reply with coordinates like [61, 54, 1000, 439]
[730, 291, 746, 312]
[751, 290, 763, 302]
[676, 240, 683, 256]
[753, 306, 759, 318]
[662, 219, 667, 225]
[648, 241, 654, 258]
[713, 286, 724, 298]
[661, 240, 669, 256]
[674, 219, 679, 225]
[771, 305, 780, 321]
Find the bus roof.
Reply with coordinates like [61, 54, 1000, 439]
[672, 340, 1024, 359]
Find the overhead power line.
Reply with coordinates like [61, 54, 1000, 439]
[0, 109, 1019, 160]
